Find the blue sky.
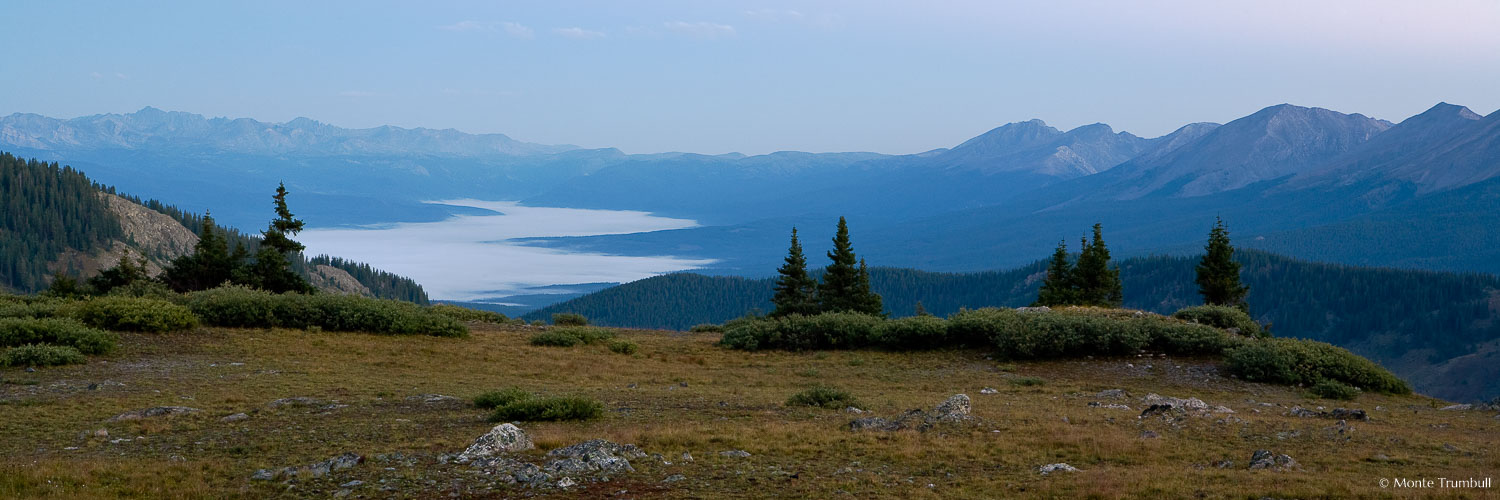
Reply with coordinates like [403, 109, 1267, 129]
[4, 0, 1498, 155]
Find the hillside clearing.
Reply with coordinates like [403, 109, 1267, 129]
[0, 325, 1495, 498]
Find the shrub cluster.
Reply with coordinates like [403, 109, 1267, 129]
[429, 304, 509, 324]
[786, 385, 860, 409]
[483, 394, 604, 422]
[1224, 338, 1410, 394]
[529, 326, 616, 347]
[0, 317, 118, 354]
[1, 344, 87, 367]
[1309, 380, 1362, 400]
[474, 387, 531, 409]
[1172, 305, 1263, 337]
[68, 297, 199, 333]
[719, 312, 883, 351]
[183, 286, 466, 337]
[0, 297, 69, 319]
[607, 340, 639, 355]
[551, 313, 589, 326]
[689, 323, 724, 333]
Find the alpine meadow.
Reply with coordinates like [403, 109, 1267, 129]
[3, 2, 1499, 499]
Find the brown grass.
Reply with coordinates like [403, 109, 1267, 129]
[0, 324, 1496, 498]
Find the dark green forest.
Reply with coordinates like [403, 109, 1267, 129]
[1, 152, 428, 303]
[1, 153, 124, 292]
[526, 250, 1500, 376]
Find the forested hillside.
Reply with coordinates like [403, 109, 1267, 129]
[527, 251, 1500, 401]
[0, 152, 429, 303]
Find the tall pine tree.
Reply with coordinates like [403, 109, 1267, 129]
[163, 213, 241, 292]
[1073, 223, 1123, 307]
[770, 227, 819, 317]
[1196, 217, 1250, 311]
[1034, 240, 1076, 306]
[251, 183, 314, 294]
[817, 217, 883, 315]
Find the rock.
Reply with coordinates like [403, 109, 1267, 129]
[267, 397, 324, 409]
[456, 423, 534, 462]
[1213, 460, 1234, 469]
[719, 450, 752, 458]
[845, 407, 864, 414]
[1439, 404, 1473, 411]
[1369, 454, 1393, 463]
[1288, 406, 1322, 418]
[220, 413, 249, 423]
[341, 480, 364, 487]
[407, 394, 460, 404]
[555, 477, 578, 489]
[544, 439, 643, 476]
[979, 387, 999, 395]
[92, 429, 109, 438]
[1329, 408, 1368, 421]
[25, 367, 35, 373]
[681, 452, 693, 462]
[1139, 404, 1177, 418]
[302, 453, 363, 478]
[663, 474, 686, 483]
[932, 394, 973, 424]
[1442, 443, 1459, 452]
[1016, 306, 1051, 313]
[1038, 463, 1079, 475]
[1211, 406, 1235, 414]
[1141, 393, 1207, 411]
[1247, 450, 1298, 471]
[250, 469, 281, 481]
[1140, 430, 1160, 439]
[1097, 389, 1128, 399]
[107, 406, 200, 422]
[1088, 402, 1131, 410]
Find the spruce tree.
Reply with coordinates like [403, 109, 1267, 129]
[163, 213, 239, 292]
[1073, 223, 1123, 307]
[770, 227, 819, 317]
[1034, 240, 1076, 306]
[1196, 217, 1250, 311]
[251, 183, 314, 294]
[817, 217, 883, 315]
[86, 251, 150, 295]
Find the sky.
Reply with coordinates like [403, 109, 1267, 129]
[4, 0, 1499, 155]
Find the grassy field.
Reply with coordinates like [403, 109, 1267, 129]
[1, 324, 1496, 499]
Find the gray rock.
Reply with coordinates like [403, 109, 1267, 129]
[407, 394, 460, 404]
[663, 474, 686, 483]
[1213, 460, 1234, 469]
[680, 452, 693, 462]
[341, 480, 364, 487]
[1139, 403, 1177, 418]
[1141, 393, 1207, 411]
[220, 413, 249, 423]
[267, 397, 324, 409]
[107, 406, 200, 422]
[555, 477, 578, 489]
[543, 439, 643, 476]
[1088, 402, 1131, 410]
[1329, 408, 1368, 421]
[302, 452, 363, 478]
[979, 387, 999, 395]
[1140, 430, 1159, 439]
[332, 489, 352, 499]
[1015, 306, 1051, 313]
[1248, 450, 1298, 471]
[719, 450, 752, 458]
[456, 423, 534, 462]
[849, 417, 901, 432]
[1439, 404, 1473, 411]
[250, 469, 281, 481]
[1038, 463, 1079, 475]
[1288, 406, 1322, 418]
[1097, 389, 1128, 399]
[934, 394, 972, 421]
[845, 406, 864, 414]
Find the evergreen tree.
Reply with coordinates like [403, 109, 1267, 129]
[41, 272, 86, 299]
[1034, 240, 1076, 306]
[250, 183, 314, 294]
[770, 227, 819, 317]
[86, 251, 150, 295]
[817, 217, 883, 315]
[1073, 223, 1123, 307]
[163, 213, 242, 292]
[913, 301, 930, 317]
[1196, 217, 1250, 311]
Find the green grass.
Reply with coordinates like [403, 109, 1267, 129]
[473, 387, 531, 409]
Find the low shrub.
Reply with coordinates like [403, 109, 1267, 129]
[430, 304, 509, 323]
[786, 385, 860, 409]
[474, 387, 531, 409]
[1310, 380, 1362, 400]
[529, 331, 582, 347]
[1173, 305, 1263, 337]
[105, 280, 181, 301]
[608, 340, 639, 355]
[530, 326, 616, 348]
[183, 286, 467, 337]
[874, 315, 951, 349]
[488, 395, 603, 422]
[719, 312, 883, 351]
[689, 323, 724, 333]
[1224, 338, 1410, 394]
[1, 344, 87, 367]
[0, 297, 70, 319]
[0, 318, 118, 354]
[69, 297, 198, 333]
[551, 313, 588, 326]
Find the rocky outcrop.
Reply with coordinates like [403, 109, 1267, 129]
[849, 394, 978, 432]
[252, 453, 363, 481]
[457, 424, 535, 462]
[1247, 450, 1299, 471]
[107, 406, 200, 422]
[307, 265, 373, 297]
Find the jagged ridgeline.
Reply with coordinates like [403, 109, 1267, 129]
[526, 252, 1500, 402]
[0, 152, 428, 303]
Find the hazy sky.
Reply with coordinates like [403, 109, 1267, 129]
[4, 1, 1498, 155]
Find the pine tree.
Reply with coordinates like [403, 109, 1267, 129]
[86, 251, 150, 295]
[251, 183, 314, 294]
[1073, 223, 1123, 307]
[163, 213, 241, 292]
[1196, 217, 1250, 311]
[770, 227, 819, 317]
[1034, 240, 1076, 306]
[913, 301, 930, 317]
[817, 217, 883, 315]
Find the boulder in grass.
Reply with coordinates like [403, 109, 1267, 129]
[456, 423, 535, 462]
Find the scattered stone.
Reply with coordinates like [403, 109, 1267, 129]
[341, 480, 364, 488]
[1140, 430, 1160, 439]
[1139, 404, 1177, 418]
[1439, 404, 1473, 411]
[845, 407, 864, 414]
[933, 394, 972, 421]
[1141, 393, 1208, 411]
[252, 453, 363, 481]
[544, 439, 644, 476]
[556, 477, 578, 489]
[1247, 450, 1299, 471]
[680, 452, 693, 462]
[220, 413, 249, 423]
[1288, 406, 1322, 418]
[1213, 460, 1234, 469]
[979, 387, 999, 395]
[267, 397, 325, 409]
[1330, 408, 1368, 421]
[456, 423, 534, 462]
[720, 450, 752, 458]
[107, 406, 200, 422]
[1088, 402, 1131, 410]
[1442, 443, 1459, 452]
[1038, 463, 1079, 475]
[663, 474, 686, 483]
[1097, 389, 1128, 399]
[25, 367, 36, 373]
[333, 489, 352, 499]
[407, 394, 461, 404]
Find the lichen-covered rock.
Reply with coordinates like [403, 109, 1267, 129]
[457, 423, 535, 462]
[543, 439, 643, 476]
[1038, 463, 1079, 474]
[934, 394, 972, 421]
[1248, 450, 1299, 471]
[1330, 408, 1368, 421]
[719, 450, 752, 458]
[107, 406, 200, 422]
[1142, 393, 1208, 411]
[267, 397, 325, 409]
[251, 452, 363, 481]
[220, 413, 249, 423]
[849, 417, 901, 432]
[1097, 389, 1128, 399]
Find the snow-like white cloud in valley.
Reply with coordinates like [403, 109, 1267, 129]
[299, 200, 714, 301]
